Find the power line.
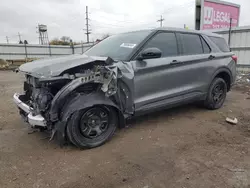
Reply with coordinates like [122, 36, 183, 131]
[162, 1, 194, 15]
[92, 19, 157, 29]
[91, 21, 157, 37]
[157, 15, 164, 27]
[90, 10, 157, 25]
[88, 1, 193, 35]
[91, 19, 125, 28]
[91, 14, 152, 25]
[89, 7, 129, 16]
[89, 1, 194, 25]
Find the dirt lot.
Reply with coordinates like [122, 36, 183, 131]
[0, 71, 250, 188]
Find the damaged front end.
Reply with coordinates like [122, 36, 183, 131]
[13, 56, 133, 143]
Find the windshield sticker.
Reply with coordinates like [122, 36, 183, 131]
[120, 43, 137, 48]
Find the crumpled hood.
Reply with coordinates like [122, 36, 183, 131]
[18, 54, 108, 78]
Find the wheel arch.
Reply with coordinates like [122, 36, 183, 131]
[53, 92, 125, 145]
[211, 67, 232, 91]
[61, 92, 125, 127]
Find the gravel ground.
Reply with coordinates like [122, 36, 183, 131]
[0, 71, 250, 188]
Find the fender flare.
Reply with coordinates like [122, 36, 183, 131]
[209, 67, 232, 88]
[49, 78, 85, 122]
[61, 92, 124, 124]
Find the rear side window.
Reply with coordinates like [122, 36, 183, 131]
[180, 33, 203, 55]
[209, 36, 230, 52]
[142, 32, 178, 57]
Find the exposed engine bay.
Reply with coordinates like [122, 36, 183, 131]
[24, 63, 117, 114]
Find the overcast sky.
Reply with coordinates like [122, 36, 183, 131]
[1, 0, 250, 44]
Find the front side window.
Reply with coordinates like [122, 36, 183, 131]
[180, 33, 203, 55]
[142, 32, 178, 57]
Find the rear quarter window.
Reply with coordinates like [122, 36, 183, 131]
[209, 36, 230, 52]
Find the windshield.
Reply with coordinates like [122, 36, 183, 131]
[84, 30, 151, 61]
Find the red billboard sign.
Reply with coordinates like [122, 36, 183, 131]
[202, 0, 240, 30]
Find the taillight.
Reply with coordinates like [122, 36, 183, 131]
[232, 55, 237, 63]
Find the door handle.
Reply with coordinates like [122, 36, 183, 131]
[208, 55, 215, 60]
[170, 60, 181, 65]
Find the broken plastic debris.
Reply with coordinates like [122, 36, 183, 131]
[226, 117, 238, 125]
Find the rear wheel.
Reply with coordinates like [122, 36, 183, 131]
[66, 105, 118, 149]
[204, 77, 227, 110]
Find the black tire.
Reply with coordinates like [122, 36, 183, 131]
[66, 105, 118, 149]
[204, 77, 227, 110]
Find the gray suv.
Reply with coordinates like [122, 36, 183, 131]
[13, 28, 236, 148]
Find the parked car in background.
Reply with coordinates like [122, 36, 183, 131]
[13, 27, 236, 149]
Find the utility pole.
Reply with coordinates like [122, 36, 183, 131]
[85, 6, 91, 43]
[157, 15, 164, 27]
[228, 18, 232, 50]
[17, 32, 22, 42]
[6, 36, 9, 44]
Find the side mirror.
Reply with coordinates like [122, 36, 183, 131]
[137, 47, 162, 60]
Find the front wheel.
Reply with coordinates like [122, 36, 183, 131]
[66, 105, 118, 149]
[204, 77, 227, 110]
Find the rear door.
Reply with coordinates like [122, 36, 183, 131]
[174, 32, 214, 95]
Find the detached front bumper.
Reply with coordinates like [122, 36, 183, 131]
[13, 93, 47, 127]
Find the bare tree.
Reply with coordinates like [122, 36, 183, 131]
[60, 36, 71, 43]
[50, 36, 72, 45]
[101, 34, 110, 40]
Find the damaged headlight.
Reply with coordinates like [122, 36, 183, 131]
[32, 88, 53, 112]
